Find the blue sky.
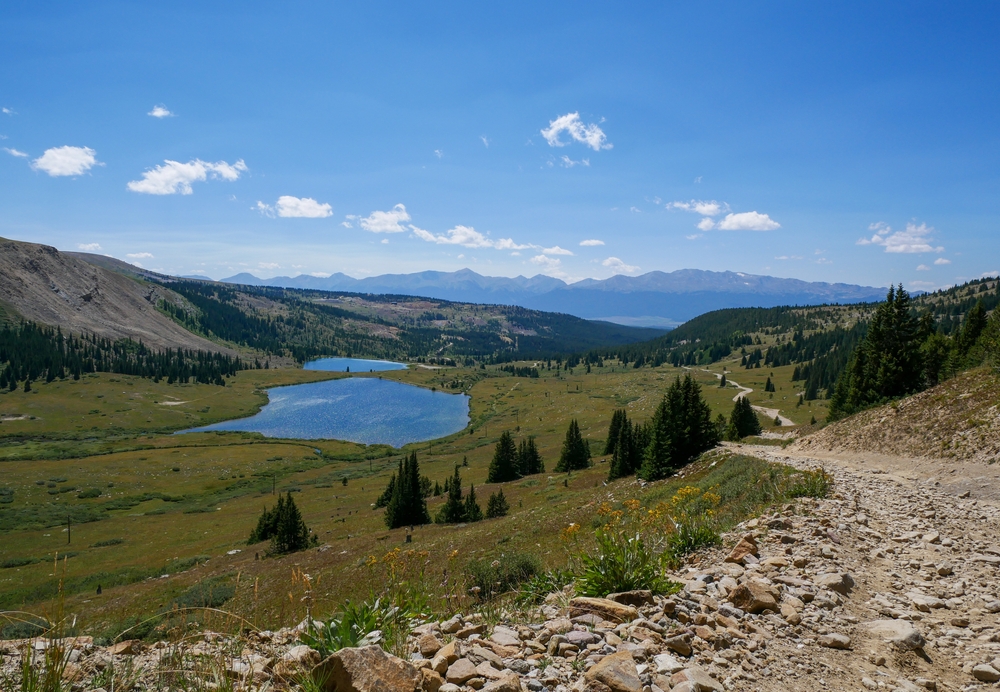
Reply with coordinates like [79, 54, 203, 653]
[1, 2, 998, 290]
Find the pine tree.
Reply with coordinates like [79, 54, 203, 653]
[271, 492, 314, 554]
[436, 465, 466, 523]
[516, 437, 544, 476]
[374, 473, 396, 509]
[485, 488, 510, 518]
[464, 484, 483, 522]
[555, 419, 591, 472]
[487, 431, 519, 483]
[719, 374, 727, 388]
[640, 374, 717, 481]
[727, 395, 762, 440]
[604, 409, 625, 455]
[385, 453, 430, 529]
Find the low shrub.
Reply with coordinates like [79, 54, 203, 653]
[465, 551, 542, 601]
[1, 557, 41, 569]
[90, 538, 124, 548]
[77, 488, 102, 499]
[172, 577, 236, 609]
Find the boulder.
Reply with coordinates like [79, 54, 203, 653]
[818, 633, 851, 650]
[568, 597, 638, 623]
[313, 645, 421, 692]
[584, 651, 643, 692]
[417, 633, 444, 657]
[669, 666, 724, 692]
[420, 668, 445, 692]
[606, 590, 654, 607]
[445, 658, 479, 685]
[724, 535, 758, 564]
[728, 581, 778, 614]
[973, 664, 1000, 682]
[863, 620, 926, 651]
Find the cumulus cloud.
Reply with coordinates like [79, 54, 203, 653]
[32, 146, 101, 176]
[77, 243, 102, 252]
[714, 211, 781, 231]
[148, 105, 174, 118]
[560, 155, 589, 168]
[917, 264, 931, 271]
[602, 257, 640, 274]
[359, 204, 411, 233]
[412, 225, 531, 250]
[127, 159, 247, 195]
[261, 196, 334, 218]
[127, 252, 153, 259]
[540, 112, 612, 151]
[542, 246, 574, 256]
[697, 217, 716, 231]
[667, 200, 727, 216]
[580, 239, 604, 246]
[3, 147, 27, 157]
[934, 257, 951, 265]
[857, 221, 943, 253]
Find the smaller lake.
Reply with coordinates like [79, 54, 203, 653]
[184, 376, 469, 447]
[304, 357, 407, 372]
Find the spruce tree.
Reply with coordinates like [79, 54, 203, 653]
[516, 437, 544, 476]
[436, 465, 465, 523]
[727, 395, 762, 440]
[271, 492, 314, 554]
[555, 419, 591, 471]
[385, 453, 430, 529]
[604, 409, 625, 455]
[487, 431, 519, 483]
[640, 374, 717, 481]
[464, 484, 483, 522]
[485, 488, 510, 518]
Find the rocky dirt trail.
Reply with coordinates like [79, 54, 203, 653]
[700, 369, 795, 427]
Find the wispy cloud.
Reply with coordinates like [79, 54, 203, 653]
[602, 257, 640, 274]
[257, 195, 332, 218]
[77, 243, 102, 252]
[434, 149, 443, 158]
[412, 225, 531, 250]
[667, 200, 727, 216]
[3, 147, 27, 157]
[127, 159, 246, 194]
[127, 252, 154, 259]
[542, 246, 574, 256]
[916, 264, 930, 271]
[857, 221, 943, 253]
[2, 107, 15, 115]
[32, 146, 101, 176]
[258, 262, 280, 271]
[480, 136, 490, 148]
[668, 200, 778, 231]
[359, 204, 411, 233]
[579, 239, 604, 246]
[559, 155, 589, 168]
[775, 255, 803, 260]
[541, 112, 612, 151]
[148, 105, 174, 118]
[934, 257, 951, 265]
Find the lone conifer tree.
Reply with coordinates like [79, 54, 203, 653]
[384, 452, 430, 529]
[516, 437, 544, 476]
[436, 465, 465, 523]
[639, 374, 717, 481]
[555, 419, 591, 472]
[464, 484, 483, 522]
[248, 493, 316, 555]
[487, 431, 519, 483]
[485, 488, 510, 518]
[726, 395, 762, 440]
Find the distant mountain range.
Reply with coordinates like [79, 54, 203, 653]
[220, 268, 888, 325]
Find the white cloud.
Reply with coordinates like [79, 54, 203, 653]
[77, 243, 102, 252]
[857, 221, 943, 253]
[148, 105, 174, 118]
[685, 234, 703, 240]
[411, 224, 531, 250]
[602, 257, 640, 274]
[32, 146, 101, 176]
[667, 200, 727, 216]
[271, 195, 332, 218]
[258, 262, 280, 270]
[341, 219, 353, 228]
[580, 239, 604, 246]
[309, 272, 331, 278]
[255, 201, 275, 217]
[359, 204, 411, 233]
[2, 107, 14, 115]
[480, 136, 490, 148]
[816, 257, 833, 265]
[697, 217, 716, 231]
[916, 264, 931, 271]
[542, 246, 574, 256]
[381, 239, 389, 244]
[694, 176, 702, 183]
[434, 149, 443, 158]
[775, 255, 803, 260]
[630, 206, 641, 213]
[127, 252, 154, 259]
[540, 112, 612, 151]
[934, 257, 951, 265]
[716, 211, 780, 231]
[3, 147, 27, 157]
[559, 155, 589, 168]
[127, 158, 247, 194]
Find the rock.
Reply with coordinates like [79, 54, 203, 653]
[780, 603, 802, 625]
[440, 616, 463, 634]
[606, 590, 654, 607]
[864, 620, 926, 651]
[107, 640, 141, 656]
[417, 633, 444, 657]
[439, 685, 461, 692]
[313, 645, 421, 692]
[420, 668, 445, 692]
[815, 572, 855, 596]
[728, 581, 778, 614]
[489, 626, 521, 649]
[663, 634, 693, 657]
[566, 630, 599, 646]
[482, 672, 522, 692]
[653, 652, 685, 674]
[922, 531, 940, 544]
[445, 658, 479, 685]
[456, 624, 486, 639]
[584, 651, 643, 692]
[274, 645, 322, 679]
[569, 597, 639, 623]
[725, 534, 758, 564]
[818, 633, 852, 649]
[906, 591, 947, 612]
[669, 666, 724, 692]
[972, 664, 1000, 682]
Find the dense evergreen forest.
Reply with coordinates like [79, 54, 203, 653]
[0, 321, 247, 390]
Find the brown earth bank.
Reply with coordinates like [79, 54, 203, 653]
[0, 237, 229, 353]
[7, 441, 1000, 691]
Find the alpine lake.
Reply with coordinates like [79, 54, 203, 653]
[183, 357, 470, 447]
